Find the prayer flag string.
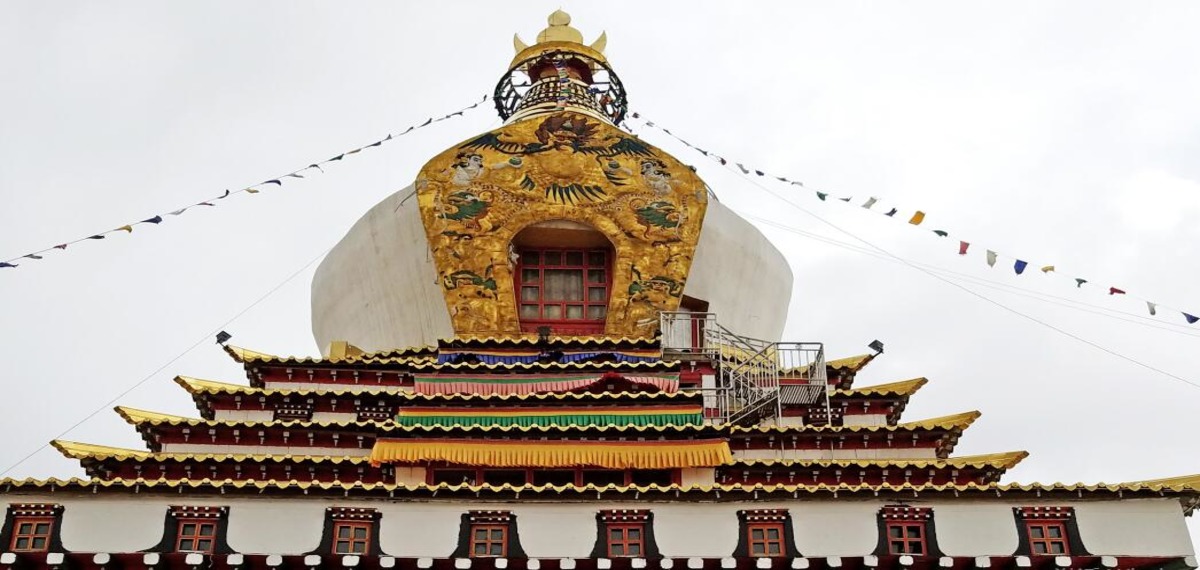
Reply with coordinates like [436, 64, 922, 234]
[626, 111, 1199, 326]
[1, 95, 490, 270]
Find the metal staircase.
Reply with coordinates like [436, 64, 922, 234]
[660, 312, 829, 426]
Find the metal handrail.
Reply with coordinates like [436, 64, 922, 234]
[660, 312, 829, 427]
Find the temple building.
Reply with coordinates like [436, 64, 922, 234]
[3, 11, 1199, 570]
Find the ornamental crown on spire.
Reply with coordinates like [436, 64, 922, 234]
[513, 10, 608, 59]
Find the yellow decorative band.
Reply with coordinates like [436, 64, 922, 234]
[370, 438, 731, 469]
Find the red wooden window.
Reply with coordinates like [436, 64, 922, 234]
[747, 522, 786, 557]
[9, 517, 54, 552]
[516, 248, 611, 334]
[332, 521, 372, 554]
[885, 522, 927, 555]
[175, 519, 217, 553]
[470, 524, 508, 557]
[606, 523, 645, 557]
[1026, 521, 1070, 555]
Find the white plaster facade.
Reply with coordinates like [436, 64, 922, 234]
[310, 188, 792, 355]
[16, 495, 1193, 557]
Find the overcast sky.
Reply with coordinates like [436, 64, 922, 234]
[2, 0, 1198, 546]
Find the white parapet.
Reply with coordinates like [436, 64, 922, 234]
[975, 557, 991, 568]
[342, 555, 361, 567]
[265, 555, 283, 567]
[92, 553, 112, 566]
[46, 553, 65, 566]
[142, 553, 160, 567]
[304, 555, 322, 568]
[454, 559, 472, 570]
[184, 553, 205, 567]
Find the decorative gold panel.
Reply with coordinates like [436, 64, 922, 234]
[415, 111, 707, 338]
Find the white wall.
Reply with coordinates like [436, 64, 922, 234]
[311, 185, 454, 354]
[683, 198, 793, 342]
[791, 501, 881, 555]
[1075, 499, 1196, 555]
[10, 493, 1192, 557]
[933, 502, 1020, 556]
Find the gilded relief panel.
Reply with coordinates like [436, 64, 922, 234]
[415, 111, 707, 338]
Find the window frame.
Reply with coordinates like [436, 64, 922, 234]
[1025, 520, 1070, 555]
[605, 522, 646, 557]
[885, 521, 928, 555]
[746, 521, 786, 558]
[331, 520, 373, 555]
[9, 516, 55, 553]
[469, 523, 509, 558]
[174, 517, 219, 554]
[876, 506, 938, 557]
[515, 247, 612, 334]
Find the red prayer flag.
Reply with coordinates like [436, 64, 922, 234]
[958, 241, 970, 255]
[1109, 287, 1126, 295]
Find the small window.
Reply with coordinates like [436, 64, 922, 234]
[886, 522, 927, 555]
[596, 510, 655, 559]
[606, 523, 645, 557]
[175, 519, 218, 553]
[747, 522, 785, 557]
[516, 247, 611, 334]
[1014, 506, 1079, 557]
[470, 524, 508, 557]
[325, 507, 379, 556]
[9, 517, 54, 552]
[332, 521, 372, 554]
[1026, 521, 1069, 555]
[738, 510, 794, 558]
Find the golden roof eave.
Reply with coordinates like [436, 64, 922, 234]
[3, 476, 1199, 499]
[112, 405, 978, 435]
[730, 451, 1029, 471]
[836, 377, 929, 397]
[826, 353, 876, 372]
[176, 377, 701, 402]
[51, 441, 370, 465]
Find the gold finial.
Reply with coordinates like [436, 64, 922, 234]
[513, 10, 606, 55]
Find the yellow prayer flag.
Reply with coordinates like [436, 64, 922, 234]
[1040, 265, 1055, 273]
[908, 211, 926, 225]
[246, 188, 260, 194]
[117, 225, 133, 233]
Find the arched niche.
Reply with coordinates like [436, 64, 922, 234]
[510, 220, 615, 335]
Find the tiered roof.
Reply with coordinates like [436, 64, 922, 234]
[2, 337, 1193, 508]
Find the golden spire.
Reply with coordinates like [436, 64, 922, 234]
[512, 10, 607, 63]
